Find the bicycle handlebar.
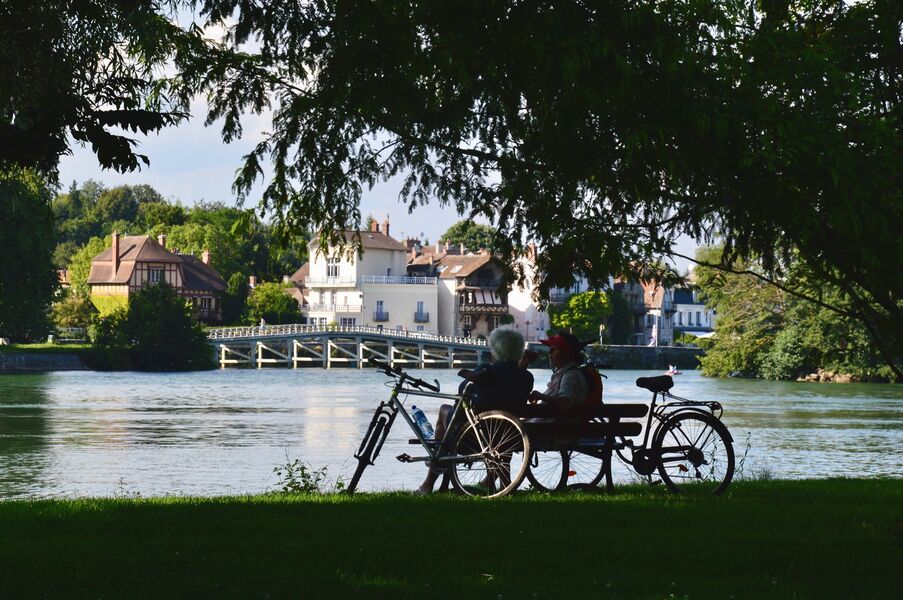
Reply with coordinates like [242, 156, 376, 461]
[367, 358, 440, 392]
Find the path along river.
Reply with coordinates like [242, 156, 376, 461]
[0, 369, 900, 499]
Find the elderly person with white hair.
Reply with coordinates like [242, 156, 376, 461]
[417, 327, 534, 494]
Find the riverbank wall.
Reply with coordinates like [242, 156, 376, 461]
[0, 353, 88, 374]
[586, 345, 704, 370]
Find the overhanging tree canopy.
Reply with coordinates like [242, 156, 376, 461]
[179, 0, 900, 373]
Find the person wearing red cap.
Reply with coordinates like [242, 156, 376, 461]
[523, 331, 589, 410]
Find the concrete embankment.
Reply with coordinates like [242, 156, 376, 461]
[0, 353, 88, 373]
[586, 345, 704, 370]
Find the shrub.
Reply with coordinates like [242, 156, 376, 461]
[88, 283, 214, 371]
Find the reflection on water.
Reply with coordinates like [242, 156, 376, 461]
[0, 369, 900, 498]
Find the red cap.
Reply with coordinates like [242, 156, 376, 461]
[539, 332, 583, 358]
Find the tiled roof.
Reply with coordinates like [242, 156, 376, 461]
[179, 254, 226, 292]
[310, 231, 407, 252]
[289, 262, 309, 284]
[434, 254, 494, 279]
[88, 235, 224, 293]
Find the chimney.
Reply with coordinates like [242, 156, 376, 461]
[436, 241, 441, 253]
[157, 233, 166, 248]
[201, 249, 210, 265]
[382, 215, 390, 237]
[249, 275, 257, 288]
[111, 232, 120, 279]
[460, 243, 465, 254]
[445, 241, 450, 252]
[370, 220, 379, 232]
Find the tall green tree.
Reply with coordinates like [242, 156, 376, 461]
[439, 221, 496, 253]
[0, 167, 58, 341]
[176, 0, 901, 376]
[67, 236, 110, 298]
[244, 283, 302, 325]
[548, 291, 612, 342]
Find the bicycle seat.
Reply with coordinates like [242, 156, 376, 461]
[635, 375, 674, 393]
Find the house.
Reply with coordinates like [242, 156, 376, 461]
[409, 244, 509, 338]
[87, 233, 226, 323]
[505, 243, 594, 342]
[300, 218, 439, 332]
[671, 287, 716, 338]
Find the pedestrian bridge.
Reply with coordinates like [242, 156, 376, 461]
[207, 324, 490, 369]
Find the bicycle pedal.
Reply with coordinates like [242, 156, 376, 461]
[650, 479, 663, 486]
[395, 453, 413, 463]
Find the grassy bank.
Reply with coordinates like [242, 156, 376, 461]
[1, 479, 899, 599]
[0, 342, 91, 355]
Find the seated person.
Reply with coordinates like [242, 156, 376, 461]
[417, 328, 533, 494]
[522, 331, 589, 410]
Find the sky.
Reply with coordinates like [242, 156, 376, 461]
[58, 102, 697, 272]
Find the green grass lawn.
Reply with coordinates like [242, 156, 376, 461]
[1, 479, 899, 599]
[0, 342, 91, 355]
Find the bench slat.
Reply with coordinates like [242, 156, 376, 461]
[507, 403, 648, 420]
[524, 421, 642, 438]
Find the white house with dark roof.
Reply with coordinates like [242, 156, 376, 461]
[671, 288, 716, 338]
[301, 218, 439, 332]
[87, 233, 226, 323]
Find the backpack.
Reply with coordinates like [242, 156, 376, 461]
[568, 363, 604, 405]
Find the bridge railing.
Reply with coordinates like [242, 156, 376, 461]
[206, 323, 487, 347]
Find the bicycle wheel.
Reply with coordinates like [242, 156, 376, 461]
[450, 411, 530, 498]
[525, 450, 568, 492]
[654, 411, 734, 495]
[565, 450, 607, 489]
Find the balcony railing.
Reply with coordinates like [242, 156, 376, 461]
[414, 312, 430, 323]
[362, 275, 437, 285]
[373, 311, 390, 322]
[458, 278, 502, 289]
[549, 292, 570, 303]
[305, 304, 362, 313]
[305, 276, 358, 287]
[459, 303, 508, 314]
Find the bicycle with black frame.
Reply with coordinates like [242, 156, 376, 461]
[521, 371, 735, 495]
[346, 358, 531, 498]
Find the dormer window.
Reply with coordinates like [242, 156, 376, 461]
[327, 257, 340, 278]
[149, 268, 165, 284]
[451, 265, 462, 273]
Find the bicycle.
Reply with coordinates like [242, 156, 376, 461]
[521, 373, 735, 495]
[347, 359, 531, 498]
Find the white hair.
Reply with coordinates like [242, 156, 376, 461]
[489, 328, 525, 363]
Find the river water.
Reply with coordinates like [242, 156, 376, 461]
[0, 369, 900, 499]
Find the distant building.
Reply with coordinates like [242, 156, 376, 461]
[87, 233, 226, 323]
[671, 288, 716, 338]
[409, 244, 509, 338]
[301, 218, 439, 332]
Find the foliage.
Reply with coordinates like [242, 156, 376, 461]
[244, 283, 302, 325]
[221, 272, 250, 326]
[695, 247, 893, 381]
[67, 236, 110, 298]
[0, 1, 199, 176]
[272, 455, 340, 495]
[604, 290, 632, 345]
[51, 294, 97, 329]
[171, 0, 901, 377]
[90, 295, 129, 317]
[89, 283, 213, 371]
[137, 201, 187, 230]
[439, 221, 496, 253]
[548, 291, 611, 342]
[0, 167, 57, 341]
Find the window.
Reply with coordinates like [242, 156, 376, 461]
[678, 312, 683, 326]
[386, 267, 392, 276]
[451, 265, 462, 273]
[696, 311, 701, 326]
[463, 315, 472, 327]
[416, 301, 425, 313]
[376, 300, 384, 313]
[200, 297, 211, 310]
[327, 257, 340, 278]
[416, 325, 425, 332]
[339, 317, 356, 326]
[149, 268, 165, 284]
[319, 317, 327, 325]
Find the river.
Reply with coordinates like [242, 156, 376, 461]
[0, 369, 900, 499]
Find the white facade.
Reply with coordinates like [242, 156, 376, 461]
[672, 289, 716, 336]
[303, 237, 439, 332]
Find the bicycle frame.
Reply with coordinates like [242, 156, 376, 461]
[346, 372, 487, 493]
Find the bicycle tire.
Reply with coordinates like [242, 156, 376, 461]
[449, 410, 530, 498]
[653, 411, 734, 495]
[525, 450, 568, 492]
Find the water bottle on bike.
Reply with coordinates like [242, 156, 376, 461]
[410, 405, 434, 440]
